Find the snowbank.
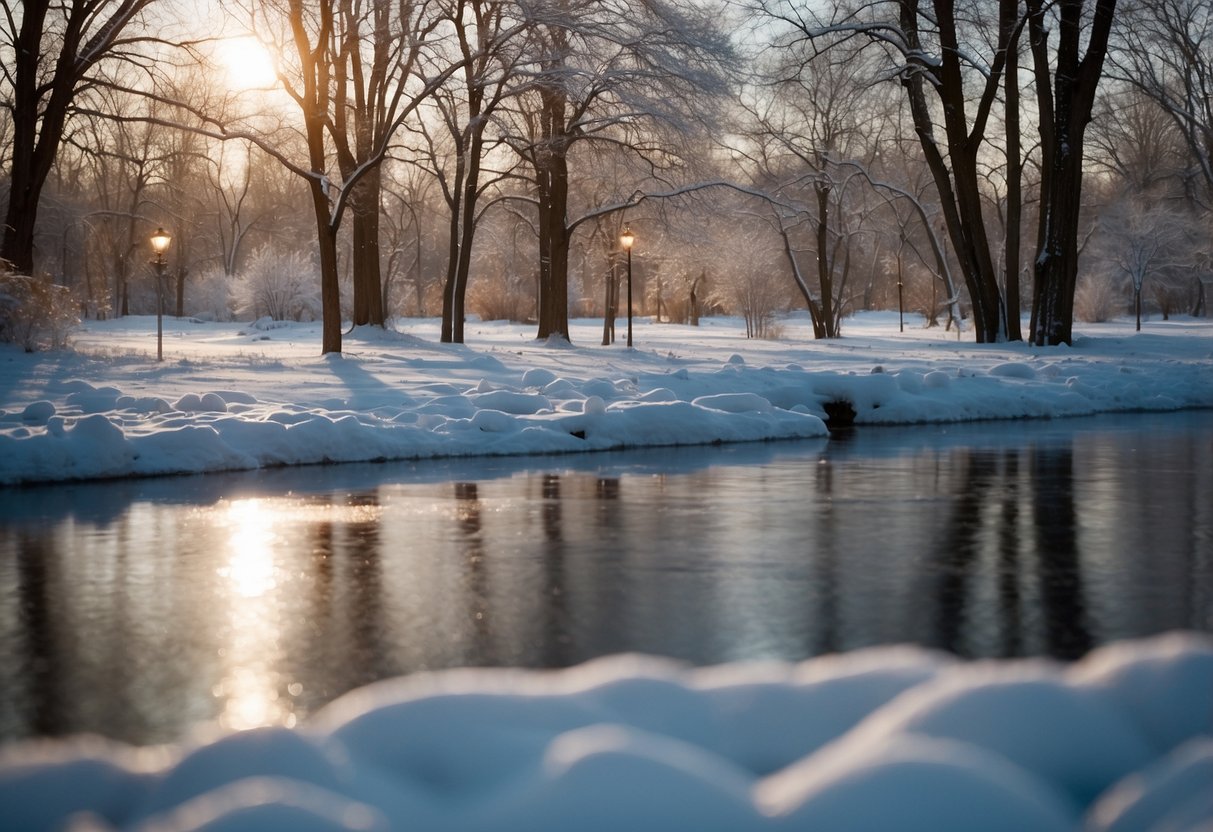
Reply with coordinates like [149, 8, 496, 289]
[1, 314, 1211, 485]
[1, 633, 1209, 831]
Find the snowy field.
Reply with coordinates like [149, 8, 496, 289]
[1, 312, 1211, 485]
[2, 313, 1212, 831]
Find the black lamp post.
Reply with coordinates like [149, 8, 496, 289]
[620, 227, 635, 347]
[150, 227, 171, 361]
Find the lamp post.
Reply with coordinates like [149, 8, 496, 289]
[620, 227, 635, 347]
[150, 227, 171, 361]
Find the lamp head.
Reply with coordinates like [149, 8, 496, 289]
[620, 227, 635, 250]
[150, 227, 172, 256]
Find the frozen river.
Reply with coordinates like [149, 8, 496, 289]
[1, 410, 1210, 745]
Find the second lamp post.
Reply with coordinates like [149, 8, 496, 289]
[150, 227, 171, 361]
[620, 227, 635, 347]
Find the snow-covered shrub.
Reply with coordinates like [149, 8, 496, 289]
[1075, 273, 1125, 323]
[0, 269, 78, 351]
[231, 246, 320, 322]
[185, 266, 235, 321]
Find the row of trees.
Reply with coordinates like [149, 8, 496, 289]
[3, 0, 1211, 354]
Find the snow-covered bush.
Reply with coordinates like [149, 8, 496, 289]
[0, 269, 78, 351]
[185, 266, 235, 322]
[1075, 273, 1125, 323]
[231, 246, 320, 322]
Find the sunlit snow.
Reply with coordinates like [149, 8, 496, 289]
[2, 312, 1210, 486]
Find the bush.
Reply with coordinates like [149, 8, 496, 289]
[1074, 273, 1125, 323]
[231, 246, 320, 322]
[467, 271, 534, 322]
[186, 266, 235, 321]
[0, 269, 79, 351]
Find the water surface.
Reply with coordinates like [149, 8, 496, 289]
[2, 411, 1210, 744]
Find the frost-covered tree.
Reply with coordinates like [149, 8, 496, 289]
[408, 0, 530, 343]
[233, 246, 320, 321]
[504, 0, 736, 341]
[746, 0, 1117, 346]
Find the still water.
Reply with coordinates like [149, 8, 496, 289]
[2, 411, 1211, 745]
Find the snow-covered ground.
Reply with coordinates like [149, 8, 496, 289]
[2, 313, 1212, 831]
[1, 312, 1211, 485]
[1, 634, 1210, 831]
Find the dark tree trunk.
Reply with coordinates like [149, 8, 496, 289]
[313, 193, 343, 356]
[440, 132, 485, 345]
[3, 0, 72, 275]
[2, 0, 155, 276]
[1028, 0, 1117, 346]
[814, 182, 838, 338]
[350, 169, 385, 327]
[534, 82, 572, 341]
[175, 266, 187, 318]
[896, 0, 1018, 343]
[1004, 26, 1024, 342]
[289, 0, 342, 355]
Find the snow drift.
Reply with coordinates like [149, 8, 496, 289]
[1, 633, 1209, 831]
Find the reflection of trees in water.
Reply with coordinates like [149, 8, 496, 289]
[345, 491, 386, 685]
[811, 459, 840, 654]
[15, 532, 59, 736]
[929, 446, 1091, 660]
[933, 449, 997, 656]
[1031, 447, 1091, 660]
[454, 482, 492, 660]
[538, 475, 571, 666]
[303, 491, 387, 699]
[997, 453, 1023, 657]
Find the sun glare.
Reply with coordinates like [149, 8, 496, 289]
[215, 37, 278, 91]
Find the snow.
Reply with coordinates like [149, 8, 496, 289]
[0, 634, 1209, 831]
[1, 312, 1210, 486]
[1, 313, 1212, 829]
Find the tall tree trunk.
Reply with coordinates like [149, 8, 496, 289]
[896, 0, 1014, 343]
[2, 0, 68, 275]
[814, 182, 837, 338]
[1027, 0, 1117, 346]
[2, 0, 155, 276]
[534, 81, 572, 341]
[350, 169, 385, 327]
[312, 189, 343, 355]
[441, 128, 485, 344]
[1004, 29, 1024, 342]
[288, 0, 341, 354]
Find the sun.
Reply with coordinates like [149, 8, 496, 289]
[214, 36, 278, 91]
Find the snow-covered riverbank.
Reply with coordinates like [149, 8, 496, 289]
[2, 313, 1210, 485]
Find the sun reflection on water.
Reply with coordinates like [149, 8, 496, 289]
[208, 496, 384, 732]
[214, 498, 290, 731]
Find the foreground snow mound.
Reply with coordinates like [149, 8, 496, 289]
[1, 634, 1209, 831]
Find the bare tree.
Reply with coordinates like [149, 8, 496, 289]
[411, 0, 528, 343]
[506, 0, 736, 341]
[748, 0, 1116, 346]
[1025, 0, 1118, 346]
[1, 0, 161, 276]
[1110, 0, 1213, 208]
